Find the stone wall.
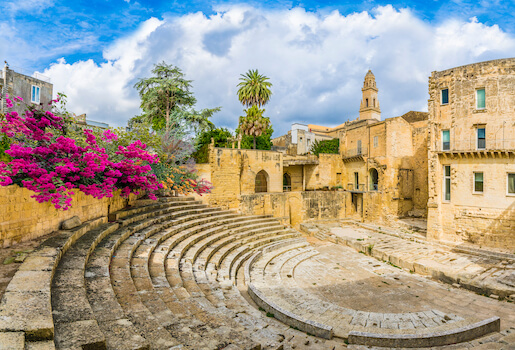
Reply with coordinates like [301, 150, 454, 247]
[239, 191, 347, 227]
[0, 186, 138, 248]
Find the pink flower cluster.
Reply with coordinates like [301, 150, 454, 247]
[0, 95, 161, 210]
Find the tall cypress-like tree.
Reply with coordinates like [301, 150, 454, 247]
[134, 62, 196, 132]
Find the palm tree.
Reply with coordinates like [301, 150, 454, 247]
[238, 105, 270, 150]
[237, 69, 272, 108]
[237, 69, 272, 149]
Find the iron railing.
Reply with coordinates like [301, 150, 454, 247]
[343, 146, 368, 158]
[347, 183, 366, 191]
[435, 139, 515, 152]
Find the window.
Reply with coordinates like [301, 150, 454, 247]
[441, 88, 449, 105]
[477, 128, 486, 150]
[443, 165, 451, 201]
[476, 88, 485, 109]
[508, 174, 515, 195]
[369, 168, 378, 191]
[373, 98, 376, 107]
[373, 136, 378, 148]
[354, 172, 359, 190]
[366, 98, 369, 107]
[31, 85, 40, 103]
[474, 172, 483, 193]
[357, 140, 362, 154]
[442, 130, 450, 151]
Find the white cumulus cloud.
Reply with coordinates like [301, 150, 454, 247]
[41, 5, 515, 136]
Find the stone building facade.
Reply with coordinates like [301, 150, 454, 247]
[199, 70, 429, 229]
[0, 64, 53, 115]
[337, 110, 428, 222]
[427, 58, 515, 249]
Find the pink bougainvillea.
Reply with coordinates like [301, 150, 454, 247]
[0, 95, 161, 210]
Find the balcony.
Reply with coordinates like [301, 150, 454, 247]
[435, 139, 515, 159]
[343, 147, 368, 162]
[347, 183, 366, 192]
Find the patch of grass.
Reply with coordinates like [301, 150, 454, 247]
[258, 307, 265, 311]
[3, 257, 15, 265]
[356, 238, 364, 241]
[290, 325, 300, 330]
[367, 244, 374, 255]
[266, 312, 275, 318]
[382, 281, 390, 285]
[387, 261, 401, 269]
[359, 251, 365, 254]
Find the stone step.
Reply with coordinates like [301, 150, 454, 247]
[210, 240, 319, 349]
[52, 224, 121, 349]
[185, 216, 279, 263]
[108, 234, 187, 349]
[0, 217, 106, 342]
[195, 221, 287, 267]
[213, 230, 301, 280]
[126, 210, 262, 348]
[205, 226, 290, 270]
[53, 201, 216, 349]
[111, 197, 198, 221]
[102, 206, 243, 349]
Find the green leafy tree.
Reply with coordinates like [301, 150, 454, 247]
[236, 69, 273, 149]
[133, 62, 219, 134]
[240, 125, 274, 150]
[193, 128, 233, 163]
[310, 138, 340, 156]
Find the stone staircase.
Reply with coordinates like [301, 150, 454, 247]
[1, 196, 512, 349]
[0, 197, 348, 350]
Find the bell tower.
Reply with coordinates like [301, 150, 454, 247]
[359, 70, 381, 121]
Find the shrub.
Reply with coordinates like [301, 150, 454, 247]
[0, 95, 161, 209]
[310, 138, 339, 156]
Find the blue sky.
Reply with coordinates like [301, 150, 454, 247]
[1, 0, 515, 135]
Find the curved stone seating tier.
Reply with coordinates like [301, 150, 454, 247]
[113, 210, 261, 349]
[0, 196, 199, 348]
[4, 194, 504, 349]
[54, 199, 212, 349]
[245, 243, 502, 347]
[0, 216, 107, 346]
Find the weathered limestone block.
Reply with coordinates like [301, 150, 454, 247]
[61, 216, 82, 230]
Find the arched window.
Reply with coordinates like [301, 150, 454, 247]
[255, 170, 268, 193]
[369, 168, 379, 191]
[373, 98, 376, 107]
[366, 98, 369, 107]
[283, 173, 291, 192]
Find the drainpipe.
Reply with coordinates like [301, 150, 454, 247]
[1, 62, 7, 113]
